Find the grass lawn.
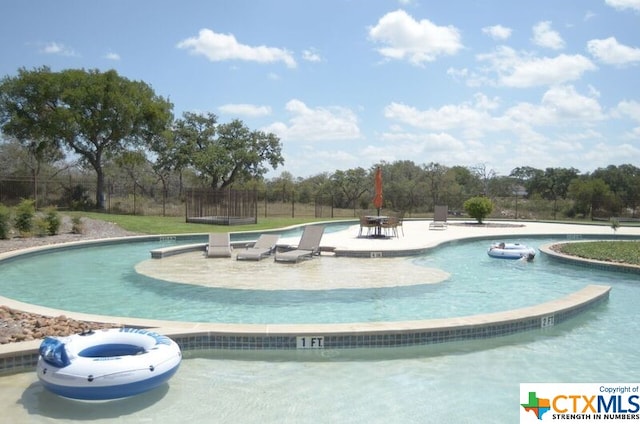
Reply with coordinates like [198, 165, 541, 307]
[555, 240, 640, 266]
[68, 211, 350, 235]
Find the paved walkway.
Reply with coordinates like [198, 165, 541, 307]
[315, 219, 640, 254]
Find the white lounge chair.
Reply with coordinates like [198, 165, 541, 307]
[429, 205, 448, 230]
[206, 233, 232, 258]
[236, 234, 280, 261]
[274, 225, 324, 263]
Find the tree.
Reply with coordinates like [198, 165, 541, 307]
[510, 166, 543, 197]
[173, 112, 284, 189]
[114, 150, 149, 215]
[423, 162, 451, 208]
[471, 163, 497, 196]
[592, 164, 640, 217]
[0, 68, 67, 206]
[382, 160, 426, 214]
[148, 130, 182, 215]
[268, 171, 295, 203]
[539, 167, 579, 219]
[568, 177, 614, 219]
[464, 196, 494, 224]
[451, 165, 482, 206]
[0, 67, 174, 210]
[330, 168, 369, 213]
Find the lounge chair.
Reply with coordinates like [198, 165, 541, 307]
[429, 205, 448, 230]
[236, 234, 280, 261]
[206, 233, 232, 258]
[274, 225, 324, 263]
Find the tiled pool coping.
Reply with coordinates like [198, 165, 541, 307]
[0, 284, 610, 375]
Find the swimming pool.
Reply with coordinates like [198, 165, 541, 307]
[1, 223, 638, 422]
[1, 288, 637, 423]
[0, 236, 624, 324]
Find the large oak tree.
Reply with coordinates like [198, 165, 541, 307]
[0, 67, 173, 209]
[170, 112, 284, 189]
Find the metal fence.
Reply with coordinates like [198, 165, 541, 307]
[185, 188, 257, 225]
[0, 177, 366, 221]
[4, 176, 591, 222]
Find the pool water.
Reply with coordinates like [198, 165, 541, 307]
[1, 231, 639, 422]
[2, 293, 637, 423]
[0, 236, 631, 324]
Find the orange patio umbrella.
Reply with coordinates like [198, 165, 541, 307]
[373, 166, 383, 215]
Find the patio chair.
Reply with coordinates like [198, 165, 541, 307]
[206, 233, 232, 258]
[429, 205, 448, 230]
[396, 211, 405, 237]
[274, 225, 325, 263]
[358, 216, 376, 237]
[381, 216, 399, 238]
[236, 234, 280, 261]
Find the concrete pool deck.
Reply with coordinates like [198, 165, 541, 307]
[1, 220, 639, 373]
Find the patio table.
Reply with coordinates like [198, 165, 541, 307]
[365, 215, 388, 238]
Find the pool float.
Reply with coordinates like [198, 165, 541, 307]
[37, 328, 181, 400]
[487, 242, 536, 260]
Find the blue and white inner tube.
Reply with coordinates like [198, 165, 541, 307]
[37, 328, 182, 400]
[487, 242, 536, 260]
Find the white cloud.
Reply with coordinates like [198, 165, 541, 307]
[302, 48, 322, 62]
[482, 25, 512, 41]
[605, 0, 640, 11]
[264, 99, 361, 142]
[587, 37, 640, 66]
[39, 42, 77, 56]
[384, 86, 605, 147]
[531, 21, 565, 50]
[383, 93, 500, 134]
[104, 52, 120, 61]
[218, 103, 272, 117]
[477, 46, 596, 87]
[613, 100, 640, 122]
[368, 9, 462, 65]
[379, 86, 616, 174]
[505, 85, 605, 126]
[177, 29, 297, 68]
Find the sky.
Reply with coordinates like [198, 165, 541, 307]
[1, 0, 640, 179]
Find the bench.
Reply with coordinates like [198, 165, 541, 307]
[150, 243, 207, 259]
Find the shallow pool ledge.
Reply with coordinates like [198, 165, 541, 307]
[156, 284, 610, 351]
[0, 284, 609, 374]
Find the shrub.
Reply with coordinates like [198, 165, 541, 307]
[34, 216, 49, 237]
[610, 218, 619, 235]
[14, 199, 35, 236]
[463, 196, 494, 224]
[44, 207, 61, 236]
[0, 204, 11, 239]
[71, 216, 84, 234]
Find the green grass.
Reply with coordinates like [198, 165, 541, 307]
[556, 241, 640, 266]
[67, 211, 350, 235]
